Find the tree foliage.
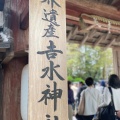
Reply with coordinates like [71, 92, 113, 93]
[67, 43, 113, 81]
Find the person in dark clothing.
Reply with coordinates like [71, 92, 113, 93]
[68, 81, 74, 120]
[77, 82, 86, 105]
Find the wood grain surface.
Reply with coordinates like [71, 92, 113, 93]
[29, 0, 68, 120]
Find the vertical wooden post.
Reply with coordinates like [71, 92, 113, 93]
[112, 47, 120, 77]
[29, 0, 68, 120]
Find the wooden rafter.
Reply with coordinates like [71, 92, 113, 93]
[94, 26, 120, 34]
[81, 15, 120, 33]
[93, 33, 110, 47]
[103, 32, 110, 42]
[70, 38, 120, 49]
[67, 14, 120, 34]
[88, 29, 96, 39]
[71, 39, 107, 47]
[80, 29, 96, 46]
[116, 35, 120, 42]
[93, 35, 104, 47]
[104, 38, 116, 50]
[79, 24, 97, 33]
[80, 33, 89, 46]
[66, 15, 79, 22]
[72, 26, 79, 39]
[67, 26, 78, 41]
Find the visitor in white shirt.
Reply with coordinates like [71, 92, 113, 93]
[77, 77, 101, 120]
[98, 74, 120, 119]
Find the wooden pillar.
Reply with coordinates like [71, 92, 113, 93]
[0, 65, 3, 120]
[112, 47, 120, 77]
[3, 57, 27, 120]
[29, 0, 68, 120]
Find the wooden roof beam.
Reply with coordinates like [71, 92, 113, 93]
[93, 35, 104, 47]
[70, 39, 120, 49]
[82, 15, 120, 32]
[93, 33, 110, 47]
[66, 0, 120, 21]
[67, 26, 78, 41]
[20, 0, 120, 30]
[79, 24, 96, 33]
[79, 30, 95, 46]
[104, 38, 116, 50]
[116, 35, 120, 42]
[80, 33, 89, 46]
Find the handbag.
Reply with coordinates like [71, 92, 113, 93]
[98, 87, 116, 120]
[77, 90, 85, 115]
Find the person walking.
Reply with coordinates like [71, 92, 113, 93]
[76, 77, 101, 120]
[68, 81, 75, 120]
[98, 74, 120, 120]
[76, 81, 86, 105]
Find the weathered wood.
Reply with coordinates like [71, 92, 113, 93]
[67, 26, 78, 41]
[4, 0, 29, 52]
[2, 51, 14, 64]
[66, 19, 79, 26]
[94, 35, 104, 46]
[70, 39, 120, 49]
[82, 15, 120, 32]
[79, 24, 96, 33]
[80, 29, 97, 46]
[104, 38, 116, 50]
[66, 0, 120, 21]
[67, 15, 79, 22]
[67, 14, 120, 34]
[88, 29, 96, 39]
[80, 33, 89, 46]
[3, 57, 27, 120]
[72, 26, 79, 39]
[103, 33, 110, 42]
[29, 0, 68, 120]
[116, 35, 120, 42]
[0, 66, 3, 120]
[112, 48, 118, 75]
[93, 33, 110, 47]
[20, 5, 29, 30]
[19, 0, 120, 30]
[66, 8, 80, 17]
[112, 47, 120, 77]
[94, 26, 120, 34]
